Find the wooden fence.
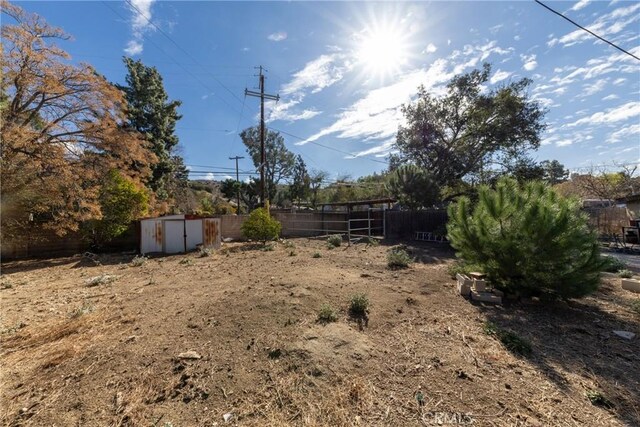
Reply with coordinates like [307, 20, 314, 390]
[2, 209, 449, 259]
[1, 225, 139, 260]
[384, 209, 448, 239]
[583, 206, 630, 237]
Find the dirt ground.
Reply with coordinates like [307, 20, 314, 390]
[1, 238, 639, 426]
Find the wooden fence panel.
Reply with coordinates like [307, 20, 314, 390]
[385, 210, 448, 239]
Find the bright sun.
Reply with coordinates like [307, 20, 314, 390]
[356, 25, 409, 77]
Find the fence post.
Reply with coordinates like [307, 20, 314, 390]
[383, 207, 386, 239]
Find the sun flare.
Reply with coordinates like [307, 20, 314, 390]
[356, 24, 409, 77]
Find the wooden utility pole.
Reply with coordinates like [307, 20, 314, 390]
[229, 155, 244, 214]
[245, 66, 279, 207]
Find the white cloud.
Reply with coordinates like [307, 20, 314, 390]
[424, 43, 437, 54]
[570, 0, 591, 11]
[613, 78, 627, 85]
[297, 59, 455, 146]
[124, 0, 156, 56]
[556, 3, 640, 47]
[124, 40, 143, 56]
[514, 35, 521, 41]
[490, 69, 512, 84]
[281, 54, 347, 95]
[520, 54, 537, 71]
[267, 53, 348, 122]
[295, 40, 516, 151]
[582, 78, 608, 97]
[602, 94, 619, 101]
[568, 101, 640, 127]
[267, 31, 287, 42]
[556, 139, 574, 147]
[607, 124, 640, 143]
[489, 24, 503, 34]
[348, 139, 396, 159]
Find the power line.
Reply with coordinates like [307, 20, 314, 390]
[101, 1, 244, 118]
[185, 164, 238, 171]
[266, 126, 390, 165]
[534, 0, 640, 61]
[122, 0, 249, 104]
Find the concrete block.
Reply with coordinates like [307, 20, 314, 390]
[457, 280, 471, 297]
[621, 279, 640, 293]
[469, 272, 486, 280]
[471, 290, 502, 304]
[492, 288, 505, 297]
[456, 273, 473, 297]
[473, 279, 487, 292]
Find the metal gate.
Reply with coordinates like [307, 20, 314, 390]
[347, 208, 385, 242]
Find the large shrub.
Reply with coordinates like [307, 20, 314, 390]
[447, 178, 605, 300]
[241, 207, 281, 244]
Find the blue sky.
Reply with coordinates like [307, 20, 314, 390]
[14, 0, 640, 181]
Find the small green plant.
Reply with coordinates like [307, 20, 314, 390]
[365, 237, 379, 246]
[179, 258, 193, 265]
[130, 255, 148, 267]
[1, 320, 27, 335]
[387, 247, 412, 269]
[260, 244, 275, 251]
[1, 281, 13, 290]
[317, 304, 338, 324]
[586, 390, 614, 408]
[199, 247, 212, 257]
[70, 303, 93, 318]
[483, 321, 532, 356]
[283, 240, 295, 249]
[349, 293, 369, 317]
[312, 252, 322, 258]
[618, 269, 633, 278]
[268, 348, 282, 359]
[241, 207, 281, 244]
[602, 256, 626, 273]
[85, 274, 117, 287]
[327, 234, 342, 248]
[630, 300, 640, 315]
[288, 250, 297, 257]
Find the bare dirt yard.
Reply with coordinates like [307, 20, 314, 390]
[1, 238, 639, 426]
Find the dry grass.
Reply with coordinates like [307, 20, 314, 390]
[1, 239, 638, 426]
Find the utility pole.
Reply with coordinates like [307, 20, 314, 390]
[245, 66, 279, 207]
[229, 156, 244, 214]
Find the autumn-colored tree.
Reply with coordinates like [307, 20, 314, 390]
[0, 1, 154, 238]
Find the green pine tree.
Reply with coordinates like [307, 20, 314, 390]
[447, 178, 606, 300]
[118, 57, 183, 200]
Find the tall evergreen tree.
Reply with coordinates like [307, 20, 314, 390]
[118, 57, 183, 200]
[386, 164, 439, 209]
[541, 160, 569, 185]
[289, 155, 310, 207]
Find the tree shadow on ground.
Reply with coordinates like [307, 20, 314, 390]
[380, 238, 455, 266]
[1, 251, 174, 274]
[477, 284, 640, 426]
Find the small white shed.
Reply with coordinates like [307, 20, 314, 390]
[139, 215, 221, 255]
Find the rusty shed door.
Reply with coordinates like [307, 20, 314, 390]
[203, 218, 221, 249]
